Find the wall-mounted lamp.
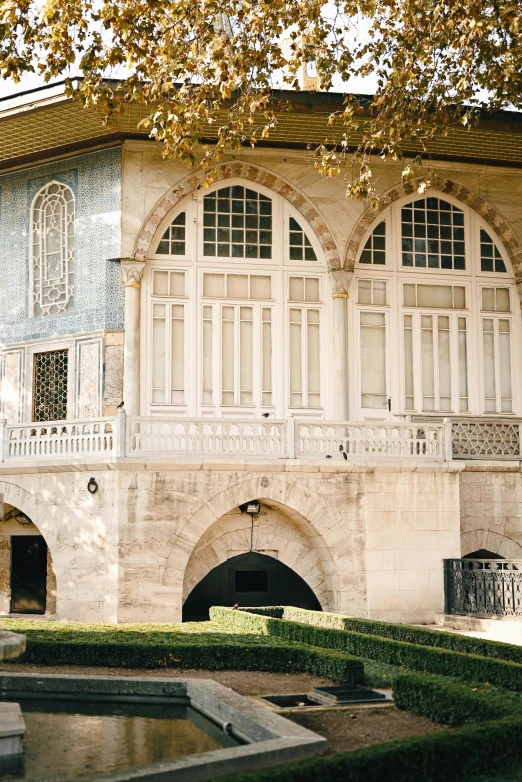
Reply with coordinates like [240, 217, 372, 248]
[239, 500, 260, 515]
[87, 477, 99, 494]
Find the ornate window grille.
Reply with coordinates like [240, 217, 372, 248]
[31, 182, 75, 316]
[33, 349, 69, 422]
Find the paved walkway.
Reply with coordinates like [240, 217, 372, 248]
[419, 623, 522, 645]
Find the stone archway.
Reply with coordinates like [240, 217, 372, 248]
[461, 529, 522, 560]
[343, 176, 522, 281]
[181, 499, 333, 610]
[0, 482, 58, 616]
[161, 473, 363, 614]
[132, 160, 342, 271]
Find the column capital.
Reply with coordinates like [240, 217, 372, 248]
[329, 269, 353, 299]
[516, 281, 522, 309]
[120, 260, 146, 288]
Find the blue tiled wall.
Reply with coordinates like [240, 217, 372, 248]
[0, 146, 124, 344]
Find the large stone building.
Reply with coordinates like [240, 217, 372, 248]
[1, 83, 522, 625]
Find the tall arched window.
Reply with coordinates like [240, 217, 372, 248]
[353, 194, 519, 420]
[145, 181, 327, 418]
[31, 181, 75, 316]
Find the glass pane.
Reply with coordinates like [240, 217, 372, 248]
[417, 285, 453, 309]
[203, 308, 213, 405]
[482, 288, 495, 311]
[404, 284, 416, 307]
[458, 320, 468, 413]
[221, 308, 235, 402]
[496, 288, 510, 312]
[358, 280, 372, 305]
[289, 310, 302, 398]
[170, 272, 185, 297]
[307, 311, 320, 397]
[153, 271, 168, 296]
[305, 278, 320, 302]
[480, 228, 507, 273]
[227, 274, 249, 298]
[359, 221, 386, 264]
[203, 273, 225, 298]
[361, 311, 386, 408]
[421, 316, 434, 410]
[438, 316, 451, 410]
[482, 320, 496, 410]
[404, 317, 414, 409]
[499, 323, 512, 411]
[262, 309, 272, 397]
[401, 197, 465, 269]
[152, 304, 166, 403]
[171, 305, 184, 402]
[289, 277, 305, 301]
[453, 287, 466, 309]
[240, 307, 253, 402]
[250, 275, 272, 299]
[373, 280, 387, 306]
[204, 186, 272, 259]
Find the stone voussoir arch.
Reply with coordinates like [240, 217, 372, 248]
[161, 473, 342, 610]
[462, 528, 522, 560]
[344, 176, 522, 283]
[133, 161, 342, 271]
[0, 481, 58, 551]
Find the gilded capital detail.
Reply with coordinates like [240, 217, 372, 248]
[120, 260, 146, 288]
[329, 269, 353, 299]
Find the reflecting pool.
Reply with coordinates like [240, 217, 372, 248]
[0, 698, 239, 780]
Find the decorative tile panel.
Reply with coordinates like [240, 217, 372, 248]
[0, 147, 124, 344]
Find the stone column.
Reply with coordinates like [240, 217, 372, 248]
[329, 269, 353, 421]
[120, 260, 146, 417]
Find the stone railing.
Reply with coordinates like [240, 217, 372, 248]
[297, 421, 445, 460]
[450, 419, 522, 460]
[1, 412, 521, 464]
[3, 417, 121, 460]
[127, 418, 286, 458]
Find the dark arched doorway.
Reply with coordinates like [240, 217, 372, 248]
[182, 552, 322, 622]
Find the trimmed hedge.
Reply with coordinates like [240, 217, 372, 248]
[392, 671, 516, 725]
[9, 634, 364, 684]
[221, 715, 522, 782]
[244, 605, 522, 666]
[211, 606, 522, 691]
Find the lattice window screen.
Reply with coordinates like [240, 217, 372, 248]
[33, 349, 69, 422]
[31, 182, 75, 316]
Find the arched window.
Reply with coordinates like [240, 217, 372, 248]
[145, 181, 326, 418]
[354, 193, 518, 419]
[31, 182, 75, 316]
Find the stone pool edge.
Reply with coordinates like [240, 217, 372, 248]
[0, 673, 327, 781]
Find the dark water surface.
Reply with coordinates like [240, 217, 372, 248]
[0, 698, 239, 780]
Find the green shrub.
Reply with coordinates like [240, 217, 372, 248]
[221, 715, 522, 782]
[392, 671, 517, 725]
[11, 633, 364, 684]
[267, 606, 522, 666]
[211, 607, 522, 691]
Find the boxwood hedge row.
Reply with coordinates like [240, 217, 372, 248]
[242, 605, 522, 665]
[220, 716, 522, 782]
[10, 634, 364, 683]
[210, 607, 522, 691]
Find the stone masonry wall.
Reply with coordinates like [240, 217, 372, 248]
[0, 462, 461, 624]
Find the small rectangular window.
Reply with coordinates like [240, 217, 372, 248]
[481, 287, 511, 312]
[33, 349, 69, 422]
[153, 270, 185, 297]
[358, 279, 388, 306]
[403, 283, 466, 309]
[360, 311, 387, 409]
[289, 276, 321, 302]
[203, 273, 271, 300]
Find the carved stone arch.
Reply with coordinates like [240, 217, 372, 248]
[133, 161, 342, 271]
[461, 528, 522, 560]
[343, 177, 522, 285]
[0, 481, 59, 613]
[161, 473, 353, 612]
[0, 481, 58, 551]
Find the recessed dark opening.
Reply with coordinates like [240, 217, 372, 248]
[235, 570, 268, 593]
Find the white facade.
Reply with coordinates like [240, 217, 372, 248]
[1, 136, 522, 625]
